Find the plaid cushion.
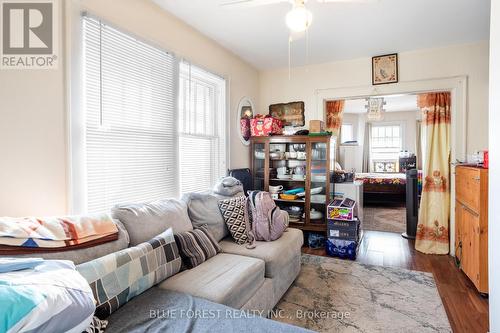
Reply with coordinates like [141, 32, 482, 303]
[76, 228, 181, 319]
[174, 227, 221, 268]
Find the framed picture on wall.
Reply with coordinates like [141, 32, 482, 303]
[269, 101, 305, 126]
[372, 53, 398, 85]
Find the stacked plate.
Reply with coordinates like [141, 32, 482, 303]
[284, 206, 303, 223]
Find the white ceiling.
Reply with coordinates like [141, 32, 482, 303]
[344, 94, 418, 113]
[153, 0, 490, 69]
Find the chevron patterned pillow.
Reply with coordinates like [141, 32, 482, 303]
[218, 196, 248, 245]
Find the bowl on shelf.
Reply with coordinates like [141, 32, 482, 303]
[280, 193, 298, 200]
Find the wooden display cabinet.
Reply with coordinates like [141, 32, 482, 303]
[250, 135, 333, 232]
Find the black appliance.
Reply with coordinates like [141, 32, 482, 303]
[403, 169, 419, 239]
[228, 168, 252, 196]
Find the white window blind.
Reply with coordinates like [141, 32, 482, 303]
[370, 124, 402, 172]
[178, 61, 226, 194]
[82, 16, 177, 213]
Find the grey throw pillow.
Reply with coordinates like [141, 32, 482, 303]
[182, 192, 229, 242]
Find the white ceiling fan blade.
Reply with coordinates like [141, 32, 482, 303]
[316, 0, 379, 3]
[220, 0, 290, 8]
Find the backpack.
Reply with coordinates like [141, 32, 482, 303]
[245, 191, 289, 247]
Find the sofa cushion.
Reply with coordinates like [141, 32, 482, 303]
[7, 220, 130, 265]
[218, 196, 249, 245]
[182, 192, 229, 241]
[112, 199, 192, 246]
[174, 228, 221, 268]
[105, 288, 313, 333]
[158, 253, 265, 309]
[219, 228, 303, 278]
[77, 228, 181, 319]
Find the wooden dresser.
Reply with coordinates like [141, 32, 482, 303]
[455, 166, 489, 294]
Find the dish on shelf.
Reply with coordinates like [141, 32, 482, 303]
[303, 209, 323, 220]
[292, 174, 305, 181]
[292, 144, 306, 152]
[284, 188, 305, 195]
[277, 174, 292, 180]
[254, 150, 265, 159]
[289, 217, 302, 223]
[280, 194, 298, 200]
[310, 187, 323, 195]
[270, 151, 285, 160]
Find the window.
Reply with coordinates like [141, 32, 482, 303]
[370, 124, 402, 172]
[178, 61, 226, 194]
[82, 16, 177, 213]
[341, 124, 354, 143]
[80, 16, 227, 213]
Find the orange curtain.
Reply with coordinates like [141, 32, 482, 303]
[415, 92, 451, 254]
[325, 100, 345, 136]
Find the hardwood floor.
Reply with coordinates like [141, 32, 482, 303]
[302, 230, 489, 333]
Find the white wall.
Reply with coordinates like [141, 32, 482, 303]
[488, 0, 499, 330]
[0, 2, 66, 216]
[259, 41, 490, 155]
[0, 0, 260, 216]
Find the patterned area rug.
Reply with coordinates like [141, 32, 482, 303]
[363, 205, 407, 233]
[274, 254, 451, 333]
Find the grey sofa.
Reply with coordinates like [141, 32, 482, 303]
[110, 196, 304, 316]
[9, 194, 306, 332]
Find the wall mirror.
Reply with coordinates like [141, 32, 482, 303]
[237, 97, 255, 146]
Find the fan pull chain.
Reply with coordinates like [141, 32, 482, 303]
[288, 34, 292, 80]
[305, 27, 309, 71]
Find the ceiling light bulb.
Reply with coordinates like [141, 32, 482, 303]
[286, 5, 312, 33]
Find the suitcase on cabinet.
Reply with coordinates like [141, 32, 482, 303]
[250, 116, 283, 136]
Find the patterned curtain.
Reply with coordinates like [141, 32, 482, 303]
[415, 92, 451, 254]
[325, 100, 345, 136]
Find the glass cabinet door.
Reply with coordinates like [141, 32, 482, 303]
[269, 142, 307, 225]
[252, 142, 266, 191]
[308, 141, 329, 225]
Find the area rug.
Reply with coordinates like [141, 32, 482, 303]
[274, 254, 451, 333]
[363, 206, 406, 233]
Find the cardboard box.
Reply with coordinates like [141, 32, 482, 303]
[327, 198, 356, 221]
[309, 120, 325, 133]
[327, 218, 359, 240]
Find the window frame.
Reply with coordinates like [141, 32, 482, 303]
[340, 123, 355, 144]
[369, 121, 405, 173]
[178, 60, 228, 194]
[70, 13, 229, 214]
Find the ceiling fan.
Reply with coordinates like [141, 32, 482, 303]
[220, 0, 377, 32]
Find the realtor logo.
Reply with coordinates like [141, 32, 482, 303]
[1, 0, 58, 69]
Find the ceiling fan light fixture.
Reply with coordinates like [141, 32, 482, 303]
[285, 4, 312, 32]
